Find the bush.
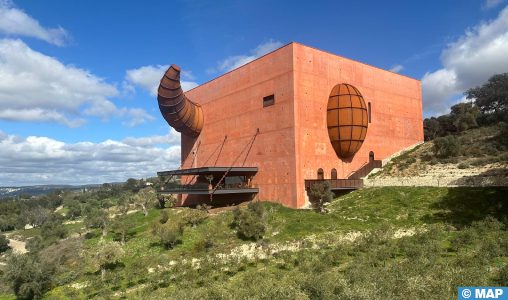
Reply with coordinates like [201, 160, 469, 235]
[433, 135, 460, 158]
[457, 163, 469, 169]
[84, 231, 96, 239]
[159, 210, 169, 224]
[0, 234, 10, 253]
[3, 253, 55, 300]
[307, 181, 334, 213]
[232, 202, 266, 241]
[497, 264, 508, 285]
[152, 221, 184, 249]
[182, 209, 208, 227]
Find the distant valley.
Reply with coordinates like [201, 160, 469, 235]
[0, 184, 102, 198]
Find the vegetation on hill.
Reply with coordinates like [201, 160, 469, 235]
[370, 73, 507, 183]
[423, 73, 508, 140]
[1, 185, 506, 299]
[373, 123, 508, 178]
[0, 73, 506, 300]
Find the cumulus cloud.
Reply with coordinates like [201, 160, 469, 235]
[421, 6, 508, 115]
[0, 108, 85, 127]
[0, 39, 153, 126]
[389, 64, 404, 73]
[122, 129, 180, 147]
[0, 131, 181, 186]
[211, 39, 283, 73]
[484, 0, 504, 9]
[125, 64, 198, 96]
[120, 108, 156, 127]
[0, 0, 68, 46]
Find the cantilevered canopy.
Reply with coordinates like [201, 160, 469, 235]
[157, 167, 258, 177]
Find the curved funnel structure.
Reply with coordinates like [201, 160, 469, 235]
[157, 64, 204, 137]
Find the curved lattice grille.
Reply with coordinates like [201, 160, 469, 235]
[327, 83, 368, 158]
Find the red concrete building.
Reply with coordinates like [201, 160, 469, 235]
[157, 42, 423, 209]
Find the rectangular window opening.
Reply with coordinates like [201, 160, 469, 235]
[368, 102, 372, 123]
[263, 94, 275, 107]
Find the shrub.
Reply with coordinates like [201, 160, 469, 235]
[232, 202, 266, 241]
[3, 253, 55, 300]
[152, 221, 184, 249]
[192, 238, 214, 253]
[182, 209, 208, 227]
[159, 210, 169, 224]
[433, 135, 460, 158]
[196, 203, 211, 213]
[497, 264, 508, 285]
[0, 234, 10, 253]
[84, 231, 96, 239]
[308, 181, 334, 213]
[457, 163, 469, 169]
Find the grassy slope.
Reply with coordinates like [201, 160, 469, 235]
[10, 186, 496, 299]
[372, 124, 508, 177]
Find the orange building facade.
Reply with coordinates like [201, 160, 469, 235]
[167, 42, 423, 209]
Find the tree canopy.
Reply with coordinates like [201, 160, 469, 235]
[424, 73, 508, 140]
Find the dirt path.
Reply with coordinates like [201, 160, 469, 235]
[8, 238, 27, 254]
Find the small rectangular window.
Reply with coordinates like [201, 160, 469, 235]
[263, 94, 275, 107]
[368, 102, 372, 123]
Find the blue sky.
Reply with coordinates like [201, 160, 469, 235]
[0, 0, 507, 185]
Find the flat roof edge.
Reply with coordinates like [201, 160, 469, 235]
[186, 41, 419, 94]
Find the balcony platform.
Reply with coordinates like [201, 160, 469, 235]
[157, 166, 259, 196]
[159, 187, 259, 195]
[157, 166, 258, 177]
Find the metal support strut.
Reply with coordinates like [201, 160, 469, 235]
[209, 128, 259, 202]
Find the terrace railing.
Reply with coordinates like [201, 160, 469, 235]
[304, 179, 364, 190]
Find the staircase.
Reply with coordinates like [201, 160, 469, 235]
[348, 160, 383, 180]
[305, 160, 383, 192]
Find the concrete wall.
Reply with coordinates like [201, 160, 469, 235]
[177, 42, 423, 208]
[180, 43, 298, 207]
[292, 43, 423, 207]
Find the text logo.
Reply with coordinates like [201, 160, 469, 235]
[458, 287, 508, 300]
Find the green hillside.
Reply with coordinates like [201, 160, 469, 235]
[1, 186, 507, 299]
[374, 124, 508, 178]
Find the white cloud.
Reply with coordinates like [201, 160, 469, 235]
[0, 131, 181, 186]
[421, 6, 508, 115]
[484, 0, 504, 9]
[122, 129, 180, 147]
[120, 108, 156, 127]
[125, 64, 198, 96]
[389, 64, 404, 73]
[0, 0, 68, 46]
[0, 108, 85, 127]
[0, 39, 153, 127]
[212, 39, 284, 73]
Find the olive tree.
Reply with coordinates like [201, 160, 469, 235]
[308, 181, 334, 213]
[92, 240, 124, 281]
[132, 187, 157, 216]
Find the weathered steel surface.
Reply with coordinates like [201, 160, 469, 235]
[304, 179, 364, 190]
[327, 83, 368, 158]
[157, 64, 204, 137]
